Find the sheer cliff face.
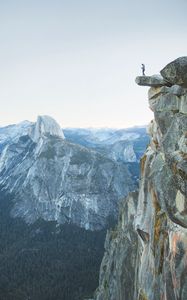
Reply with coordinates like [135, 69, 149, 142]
[94, 57, 187, 300]
[0, 116, 134, 230]
[136, 60, 187, 300]
[94, 192, 139, 300]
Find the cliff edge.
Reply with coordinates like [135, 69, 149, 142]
[92, 57, 187, 300]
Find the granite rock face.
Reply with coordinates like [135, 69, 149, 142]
[93, 58, 187, 300]
[135, 81, 187, 300]
[93, 192, 139, 300]
[30, 115, 65, 142]
[0, 116, 135, 230]
[161, 56, 187, 87]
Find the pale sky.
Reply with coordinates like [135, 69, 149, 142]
[0, 0, 187, 128]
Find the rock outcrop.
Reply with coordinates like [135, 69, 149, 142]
[0, 116, 135, 230]
[135, 60, 187, 299]
[135, 74, 170, 87]
[93, 57, 187, 300]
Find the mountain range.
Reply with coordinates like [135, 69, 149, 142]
[0, 116, 148, 230]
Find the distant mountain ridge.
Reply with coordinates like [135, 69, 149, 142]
[0, 122, 148, 163]
[64, 126, 149, 162]
[64, 126, 149, 184]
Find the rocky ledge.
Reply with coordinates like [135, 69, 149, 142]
[93, 57, 187, 300]
[135, 74, 171, 87]
[136, 56, 187, 88]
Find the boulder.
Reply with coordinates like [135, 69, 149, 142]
[160, 56, 187, 87]
[135, 74, 170, 87]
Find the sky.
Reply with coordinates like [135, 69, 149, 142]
[0, 0, 187, 128]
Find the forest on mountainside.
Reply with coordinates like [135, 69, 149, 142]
[0, 190, 107, 300]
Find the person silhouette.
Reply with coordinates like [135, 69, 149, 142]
[141, 64, 145, 76]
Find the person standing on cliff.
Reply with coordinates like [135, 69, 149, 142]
[141, 64, 145, 76]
